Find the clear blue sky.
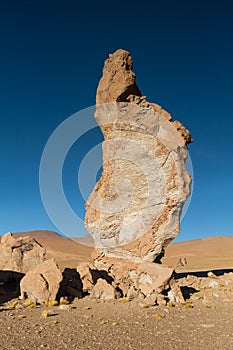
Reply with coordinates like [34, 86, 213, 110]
[1, 0, 232, 242]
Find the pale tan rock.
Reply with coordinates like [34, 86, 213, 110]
[144, 293, 157, 306]
[92, 255, 173, 298]
[91, 279, 116, 300]
[167, 282, 185, 303]
[207, 271, 218, 279]
[156, 293, 167, 306]
[20, 259, 62, 304]
[126, 285, 139, 300]
[76, 262, 96, 291]
[0, 232, 45, 273]
[96, 49, 141, 105]
[136, 261, 173, 295]
[117, 282, 129, 297]
[174, 257, 187, 270]
[85, 49, 192, 262]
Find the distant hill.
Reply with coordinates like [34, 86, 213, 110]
[163, 235, 233, 270]
[2, 230, 233, 271]
[8, 230, 93, 270]
[13, 230, 64, 240]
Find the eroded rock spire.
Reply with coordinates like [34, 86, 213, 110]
[85, 49, 192, 262]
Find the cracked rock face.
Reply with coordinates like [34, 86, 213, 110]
[85, 49, 192, 262]
[0, 232, 45, 273]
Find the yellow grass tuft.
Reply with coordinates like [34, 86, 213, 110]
[8, 300, 18, 309]
[180, 301, 194, 308]
[59, 297, 69, 305]
[41, 310, 51, 317]
[18, 315, 26, 319]
[155, 314, 165, 319]
[167, 302, 175, 308]
[44, 300, 58, 307]
[118, 297, 129, 303]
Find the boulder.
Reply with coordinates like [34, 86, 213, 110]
[0, 232, 45, 273]
[91, 278, 116, 300]
[20, 259, 62, 304]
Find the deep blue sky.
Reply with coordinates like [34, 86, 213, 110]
[1, 0, 232, 242]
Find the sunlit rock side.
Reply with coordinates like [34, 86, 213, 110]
[85, 49, 192, 262]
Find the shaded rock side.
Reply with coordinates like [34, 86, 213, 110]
[85, 49, 192, 262]
[0, 232, 45, 273]
[20, 259, 63, 304]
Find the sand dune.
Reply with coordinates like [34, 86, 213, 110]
[6, 231, 233, 271]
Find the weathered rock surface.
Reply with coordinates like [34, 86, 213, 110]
[20, 259, 62, 304]
[0, 232, 45, 273]
[85, 49, 192, 262]
[93, 253, 173, 296]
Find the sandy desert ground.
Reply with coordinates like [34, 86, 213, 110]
[1, 230, 233, 350]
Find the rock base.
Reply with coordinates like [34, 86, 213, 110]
[77, 257, 181, 305]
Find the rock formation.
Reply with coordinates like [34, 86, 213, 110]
[81, 49, 193, 301]
[0, 232, 45, 273]
[85, 49, 192, 262]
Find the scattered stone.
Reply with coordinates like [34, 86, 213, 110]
[58, 304, 72, 311]
[207, 271, 218, 279]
